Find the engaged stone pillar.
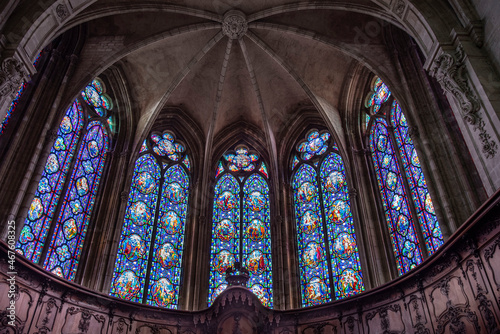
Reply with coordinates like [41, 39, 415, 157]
[427, 37, 500, 194]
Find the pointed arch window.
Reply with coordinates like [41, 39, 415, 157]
[290, 130, 364, 307]
[364, 77, 444, 275]
[110, 131, 191, 309]
[16, 78, 114, 280]
[209, 145, 273, 308]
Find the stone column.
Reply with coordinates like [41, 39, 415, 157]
[427, 34, 500, 194]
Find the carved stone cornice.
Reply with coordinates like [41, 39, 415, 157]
[0, 57, 29, 99]
[430, 45, 497, 158]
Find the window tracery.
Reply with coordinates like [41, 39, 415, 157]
[291, 130, 364, 307]
[110, 131, 190, 309]
[209, 145, 272, 307]
[16, 77, 113, 281]
[365, 77, 444, 275]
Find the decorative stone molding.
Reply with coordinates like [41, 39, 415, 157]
[0, 57, 29, 99]
[430, 45, 497, 158]
[222, 10, 248, 40]
[55, 4, 70, 21]
[393, 0, 406, 17]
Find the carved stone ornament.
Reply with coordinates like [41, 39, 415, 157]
[55, 4, 70, 21]
[430, 45, 497, 158]
[222, 10, 248, 40]
[0, 57, 29, 98]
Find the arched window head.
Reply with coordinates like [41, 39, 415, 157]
[365, 77, 444, 275]
[16, 77, 114, 281]
[209, 145, 272, 308]
[110, 131, 191, 309]
[291, 129, 364, 307]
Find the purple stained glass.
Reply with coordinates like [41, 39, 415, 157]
[43, 121, 109, 280]
[369, 118, 423, 274]
[16, 101, 84, 262]
[320, 153, 364, 299]
[146, 165, 189, 308]
[365, 77, 391, 114]
[110, 154, 160, 303]
[390, 102, 443, 254]
[243, 174, 272, 307]
[292, 164, 331, 307]
[209, 173, 240, 305]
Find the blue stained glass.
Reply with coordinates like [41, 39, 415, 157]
[390, 103, 443, 254]
[43, 121, 109, 280]
[224, 146, 259, 172]
[81, 78, 112, 117]
[16, 101, 84, 262]
[297, 130, 330, 160]
[110, 154, 160, 303]
[320, 154, 364, 299]
[243, 174, 272, 307]
[365, 78, 391, 113]
[209, 174, 240, 305]
[292, 164, 331, 307]
[1, 83, 27, 135]
[146, 165, 189, 308]
[151, 131, 185, 161]
[369, 119, 423, 274]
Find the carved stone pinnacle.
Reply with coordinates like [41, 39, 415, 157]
[222, 10, 248, 40]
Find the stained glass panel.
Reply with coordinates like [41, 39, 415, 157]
[209, 174, 240, 305]
[224, 146, 259, 172]
[243, 174, 272, 307]
[16, 101, 84, 262]
[292, 164, 331, 307]
[369, 119, 422, 274]
[391, 103, 443, 254]
[81, 78, 112, 117]
[297, 131, 330, 160]
[146, 165, 189, 308]
[110, 154, 160, 303]
[151, 132, 185, 161]
[43, 121, 109, 280]
[320, 153, 364, 299]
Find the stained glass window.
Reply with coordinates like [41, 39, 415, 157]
[291, 130, 364, 307]
[209, 145, 273, 307]
[16, 76, 114, 281]
[365, 77, 444, 275]
[110, 131, 190, 309]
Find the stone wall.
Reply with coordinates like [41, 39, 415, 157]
[1, 190, 500, 333]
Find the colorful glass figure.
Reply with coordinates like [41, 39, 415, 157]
[81, 78, 113, 117]
[43, 121, 109, 280]
[16, 77, 114, 282]
[365, 77, 443, 275]
[111, 131, 190, 309]
[16, 102, 84, 261]
[292, 130, 364, 307]
[209, 146, 273, 308]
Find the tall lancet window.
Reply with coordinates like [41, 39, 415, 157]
[365, 77, 444, 275]
[209, 145, 272, 308]
[16, 78, 114, 280]
[290, 130, 364, 307]
[110, 131, 191, 309]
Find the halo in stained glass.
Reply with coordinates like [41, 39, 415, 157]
[129, 201, 151, 226]
[214, 250, 235, 274]
[114, 270, 141, 300]
[337, 268, 363, 298]
[332, 233, 356, 260]
[28, 198, 43, 221]
[324, 171, 345, 193]
[305, 277, 328, 305]
[62, 218, 77, 241]
[136, 171, 156, 194]
[300, 211, 320, 234]
[215, 219, 236, 241]
[327, 200, 349, 224]
[246, 219, 266, 241]
[216, 191, 238, 211]
[151, 278, 176, 307]
[60, 116, 73, 134]
[159, 211, 182, 235]
[123, 234, 146, 261]
[246, 191, 265, 212]
[298, 181, 315, 202]
[157, 243, 179, 269]
[76, 177, 89, 196]
[303, 242, 324, 268]
[165, 182, 185, 204]
[45, 154, 60, 174]
[246, 250, 266, 275]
